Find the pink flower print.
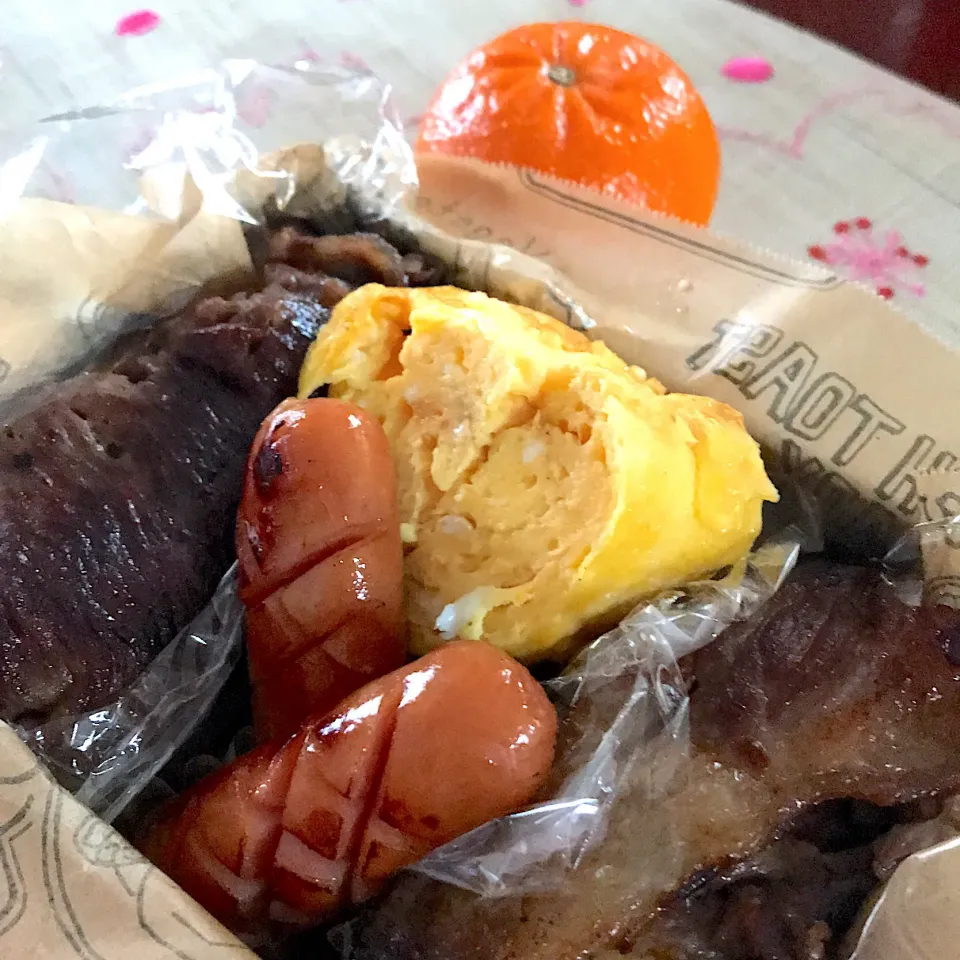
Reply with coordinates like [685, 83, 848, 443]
[115, 9, 161, 37]
[807, 219, 928, 300]
[339, 51, 371, 72]
[292, 43, 323, 71]
[721, 56, 775, 83]
[237, 85, 277, 129]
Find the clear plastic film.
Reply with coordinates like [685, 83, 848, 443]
[0, 59, 416, 415]
[844, 510, 960, 960]
[19, 567, 245, 825]
[0, 52, 954, 960]
[0, 52, 807, 943]
[0, 55, 802, 885]
[328, 515, 960, 960]
[407, 536, 800, 898]
[0, 58, 416, 823]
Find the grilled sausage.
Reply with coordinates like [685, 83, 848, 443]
[236, 397, 406, 740]
[142, 641, 558, 935]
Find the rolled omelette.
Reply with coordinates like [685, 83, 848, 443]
[299, 285, 778, 663]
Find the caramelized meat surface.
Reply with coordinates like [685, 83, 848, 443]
[0, 229, 437, 725]
[336, 560, 960, 960]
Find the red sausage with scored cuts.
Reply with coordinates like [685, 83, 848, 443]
[236, 396, 406, 741]
[141, 641, 558, 935]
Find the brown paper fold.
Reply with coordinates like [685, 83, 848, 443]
[410, 155, 960, 557]
[851, 835, 960, 960]
[3, 147, 960, 958]
[0, 197, 251, 410]
[0, 723, 253, 957]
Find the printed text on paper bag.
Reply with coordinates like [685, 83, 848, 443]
[688, 320, 960, 524]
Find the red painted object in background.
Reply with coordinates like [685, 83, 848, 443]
[740, 0, 960, 101]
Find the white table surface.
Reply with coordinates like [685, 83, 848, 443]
[4, 0, 960, 345]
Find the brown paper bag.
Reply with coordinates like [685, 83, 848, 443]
[411, 155, 960, 558]
[0, 723, 251, 957]
[0, 197, 251, 410]
[0, 147, 958, 957]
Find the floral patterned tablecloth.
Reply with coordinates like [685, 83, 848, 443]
[3, 0, 959, 335]
[0, 3, 957, 958]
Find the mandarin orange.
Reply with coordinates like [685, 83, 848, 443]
[416, 21, 721, 225]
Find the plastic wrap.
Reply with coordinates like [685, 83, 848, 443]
[843, 511, 960, 960]
[0, 54, 956, 960]
[0, 56, 799, 875]
[0, 59, 416, 823]
[20, 567, 244, 825]
[0, 59, 416, 413]
[408, 537, 799, 896]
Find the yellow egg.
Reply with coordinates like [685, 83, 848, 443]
[299, 285, 778, 663]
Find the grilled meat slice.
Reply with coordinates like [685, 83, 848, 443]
[0, 229, 430, 725]
[336, 560, 960, 960]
